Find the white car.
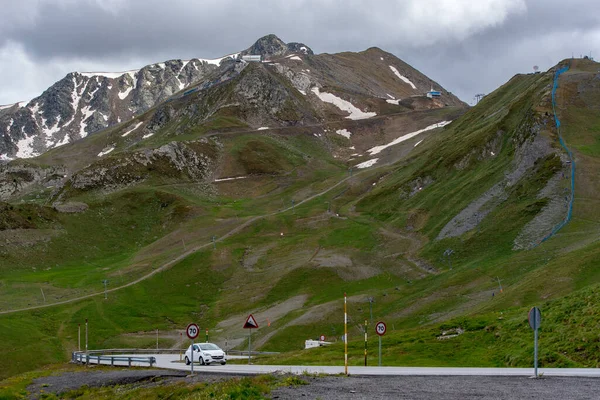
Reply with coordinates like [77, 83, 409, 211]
[184, 343, 227, 365]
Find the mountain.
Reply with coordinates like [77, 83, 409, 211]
[0, 56, 234, 161]
[0, 35, 465, 200]
[0, 35, 463, 163]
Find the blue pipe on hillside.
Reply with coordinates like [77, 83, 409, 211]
[540, 64, 574, 244]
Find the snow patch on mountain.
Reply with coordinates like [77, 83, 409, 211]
[81, 70, 138, 79]
[311, 87, 376, 120]
[15, 132, 36, 158]
[368, 121, 451, 155]
[356, 158, 378, 169]
[118, 85, 134, 100]
[79, 106, 95, 138]
[389, 66, 416, 90]
[386, 99, 401, 105]
[97, 146, 115, 157]
[121, 121, 143, 137]
[336, 129, 352, 138]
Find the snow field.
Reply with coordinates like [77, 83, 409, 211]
[311, 87, 376, 120]
[367, 121, 451, 155]
[389, 66, 416, 89]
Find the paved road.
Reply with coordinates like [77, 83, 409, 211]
[101, 354, 600, 377]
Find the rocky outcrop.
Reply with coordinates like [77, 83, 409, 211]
[0, 163, 67, 201]
[69, 139, 220, 193]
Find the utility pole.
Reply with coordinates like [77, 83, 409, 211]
[40, 287, 46, 303]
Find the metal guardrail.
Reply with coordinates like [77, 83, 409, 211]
[72, 351, 156, 367]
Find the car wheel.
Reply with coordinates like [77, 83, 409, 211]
[200, 357, 206, 365]
[185, 356, 190, 366]
[221, 361, 227, 365]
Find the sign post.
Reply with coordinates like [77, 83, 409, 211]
[364, 320, 368, 366]
[243, 314, 259, 364]
[344, 293, 348, 375]
[375, 321, 386, 367]
[528, 307, 542, 378]
[186, 323, 199, 376]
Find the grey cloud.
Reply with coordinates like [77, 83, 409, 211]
[0, 0, 598, 105]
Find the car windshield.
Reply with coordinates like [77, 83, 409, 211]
[199, 343, 220, 351]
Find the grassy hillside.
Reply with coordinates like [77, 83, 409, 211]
[1, 59, 600, 381]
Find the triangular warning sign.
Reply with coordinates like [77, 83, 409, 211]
[243, 314, 259, 329]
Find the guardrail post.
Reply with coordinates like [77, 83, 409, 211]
[150, 357, 155, 367]
[86, 354, 89, 365]
[111, 357, 114, 366]
[128, 357, 132, 367]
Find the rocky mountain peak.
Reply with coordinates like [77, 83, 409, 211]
[242, 34, 313, 58]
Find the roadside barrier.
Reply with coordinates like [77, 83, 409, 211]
[72, 351, 156, 367]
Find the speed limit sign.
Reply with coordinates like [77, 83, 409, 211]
[186, 323, 199, 339]
[375, 321, 387, 336]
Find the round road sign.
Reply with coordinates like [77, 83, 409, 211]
[375, 321, 387, 336]
[186, 323, 199, 339]
[528, 307, 542, 330]
[320, 335, 326, 341]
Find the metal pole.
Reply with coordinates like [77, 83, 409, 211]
[40, 287, 46, 302]
[78, 324, 81, 352]
[534, 328, 538, 378]
[205, 328, 209, 343]
[364, 320, 368, 367]
[248, 329, 252, 364]
[180, 333, 182, 361]
[212, 236, 216, 250]
[156, 329, 158, 350]
[190, 339, 194, 376]
[85, 319, 88, 354]
[378, 335, 382, 367]
[344, 292, 348, 375]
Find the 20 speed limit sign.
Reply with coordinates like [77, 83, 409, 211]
[186, 323, 199, 339]
[375, 321, 387, 336]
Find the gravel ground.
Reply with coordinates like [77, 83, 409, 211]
[272, 375, 599, 400]
[27, 369, 245, 399]
[27, 370, 599, 399]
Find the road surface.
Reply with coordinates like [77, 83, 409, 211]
[95, 353, 600, 377]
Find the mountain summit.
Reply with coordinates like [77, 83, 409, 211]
[241, 34, 314, 58]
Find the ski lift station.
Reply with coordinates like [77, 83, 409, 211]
[427, 87, 441, 98]
[241, 55, 262, 62]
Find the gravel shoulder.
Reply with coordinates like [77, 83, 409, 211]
[272, 375, 599, 400]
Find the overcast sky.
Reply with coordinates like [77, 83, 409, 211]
[1, 0, 598, 105]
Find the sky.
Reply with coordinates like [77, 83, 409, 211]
[0, 0, 599, 106]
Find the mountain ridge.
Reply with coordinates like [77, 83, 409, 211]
[0, 34, 462, 162]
